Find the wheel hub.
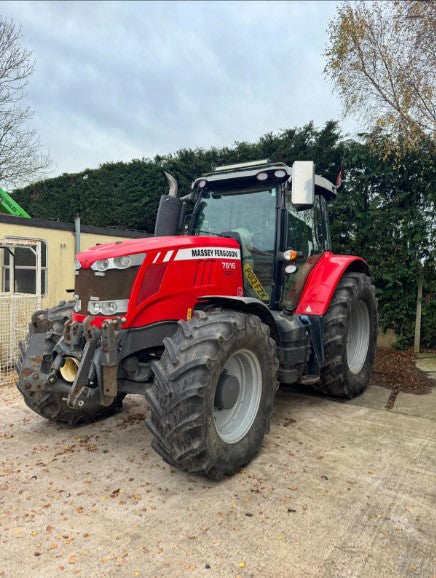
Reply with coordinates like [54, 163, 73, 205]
[346, 299, 370, 374]
[213, 348, 262, 444]
[215, 372, 240, 410]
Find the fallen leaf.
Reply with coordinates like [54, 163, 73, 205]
[63, 536, 74, 544]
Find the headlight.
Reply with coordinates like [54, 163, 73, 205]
[113, 255, 131, 269]
[91, 252, 145, 272]
[87, 299, 128, 316]
[93, 258, 110, 272]
[88, 301, 101, 315]
[100, 301, 119, 315]
[74, 259, 82, 271]
[73, 299, 81, 312]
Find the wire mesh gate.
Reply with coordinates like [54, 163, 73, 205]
[0, 239, 41, 385]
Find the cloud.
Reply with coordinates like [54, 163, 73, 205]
[1, 0, 359, 181]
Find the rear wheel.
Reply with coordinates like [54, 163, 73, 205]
[314, 272, 377, 398]
[145, 310, 279, 479]
[16, 301, 125, 425]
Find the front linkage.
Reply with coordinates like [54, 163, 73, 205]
[62, 316, 122, 408]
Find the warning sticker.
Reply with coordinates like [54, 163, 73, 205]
[243, 263, 269, 302]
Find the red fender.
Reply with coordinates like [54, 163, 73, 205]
[294, 252, 368, 316]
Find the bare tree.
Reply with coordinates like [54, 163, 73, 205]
[324, 1, 436, 148]
[0, 16, 51, 187]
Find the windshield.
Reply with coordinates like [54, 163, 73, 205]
[192, 187, 277, 302]
[192, 188, 276, 248]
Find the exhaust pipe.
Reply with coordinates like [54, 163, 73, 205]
[154, 172, 183, 236]
[164, 171, 178, 198]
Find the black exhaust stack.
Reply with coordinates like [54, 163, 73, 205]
[154, 172, 183, 236]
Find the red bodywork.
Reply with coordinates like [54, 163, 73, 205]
[73, 237, 367, 328]
[295, 252, 367, 316]
[74, 236, 244, 328]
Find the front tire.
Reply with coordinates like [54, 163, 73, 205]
[16, 301, 125, 425]
[145, 310, 279, 479]
[314, 272, 377, 398]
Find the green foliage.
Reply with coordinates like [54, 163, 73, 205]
[12, 121, 435, 347]
[330, 133, 435, 347]
[13, 121, 343, 231]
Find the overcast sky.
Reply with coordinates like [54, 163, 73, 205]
[2, 1, 360, 182]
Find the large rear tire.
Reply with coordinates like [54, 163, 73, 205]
[314, 272, 377, 399]
[145, 310, 279, 479]
[16, 301, 125, 425]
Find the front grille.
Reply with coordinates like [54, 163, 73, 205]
[75, 267, 140, 315]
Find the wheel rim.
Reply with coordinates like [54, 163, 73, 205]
[346, 299, 370, 374]
[214, 349, 262, 444]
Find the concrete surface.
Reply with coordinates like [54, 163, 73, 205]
[345, 385, 391, 411]
[392, 389, 436, 420]
[1, 383, 435, 578]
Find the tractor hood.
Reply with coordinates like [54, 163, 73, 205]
[76, 235, 239, 269]
[72, 234, 243, 327]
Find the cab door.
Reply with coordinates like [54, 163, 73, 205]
[280, 192, 330, 310]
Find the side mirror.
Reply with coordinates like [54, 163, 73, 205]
[291, 161, 314, 209]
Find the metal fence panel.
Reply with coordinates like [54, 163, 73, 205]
[0, 239, 41, 385]
[0, 293, 39, 385]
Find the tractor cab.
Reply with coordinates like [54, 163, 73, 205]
[188, 160, 335, 310]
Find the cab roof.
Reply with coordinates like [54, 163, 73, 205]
[191, 159, 336, 199]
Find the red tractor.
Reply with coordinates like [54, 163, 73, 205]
[17, 160, 377, 479]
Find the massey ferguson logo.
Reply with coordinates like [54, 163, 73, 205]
[191, 248, 239, 258]
[174, 247, 241, 261]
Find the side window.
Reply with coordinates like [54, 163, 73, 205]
[285, 190, 319, 258]
[313, 195, 331, 251]
[2, 238, 47, 295]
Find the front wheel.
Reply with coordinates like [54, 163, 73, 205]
[16, 301, 125, 425]
[145, 310, 279, 479]
[313, 272, 377, 399]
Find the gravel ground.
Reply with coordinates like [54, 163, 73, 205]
[1, 381, 435, 578]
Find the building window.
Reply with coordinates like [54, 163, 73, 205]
[1, 238, 47, 295]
